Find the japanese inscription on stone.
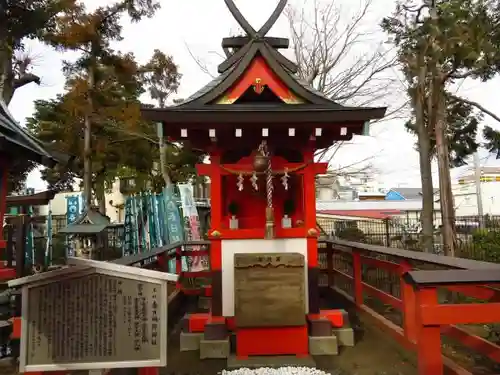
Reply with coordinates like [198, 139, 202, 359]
[22, 273, 163, 369]
[234, 253, 306, 327]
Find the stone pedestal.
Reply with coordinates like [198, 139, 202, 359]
[200, 338, 230, 359]
[333, 327, 355, 347]
[180, 332, 202, 351]
[308, 336, 338, 356]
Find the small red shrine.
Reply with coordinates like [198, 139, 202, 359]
[142, 0, 386, 360]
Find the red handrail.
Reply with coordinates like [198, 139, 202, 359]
[319, 239, 500, 375]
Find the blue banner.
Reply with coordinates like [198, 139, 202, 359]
[66, 195, 80, 257]
[66, 196, 80, 225]
[163, 185, 185, 272]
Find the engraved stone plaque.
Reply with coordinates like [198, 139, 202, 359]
[12, 262, 169, 372]
[234, 253, 306, 327]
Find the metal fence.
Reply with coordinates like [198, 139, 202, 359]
[317, 214, 500, 263]
[3, 215, 125, 266]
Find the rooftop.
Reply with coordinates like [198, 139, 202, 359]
[0, 100, 64, 166]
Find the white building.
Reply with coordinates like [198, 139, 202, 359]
[453, 166, 500, 216]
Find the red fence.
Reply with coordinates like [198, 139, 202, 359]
[112, 238, 500, 374]
[318, 238, 500, 375]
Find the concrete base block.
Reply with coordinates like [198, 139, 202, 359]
[333, 327, 355, 347]
[180, 332, 203, 352]
[200, 338, 230, 359]
[308, 335, 338, 356]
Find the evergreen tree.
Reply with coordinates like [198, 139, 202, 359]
[382, 0, 500, 253]
[39, 0, 160, 211]
[0, 0, 76, 192]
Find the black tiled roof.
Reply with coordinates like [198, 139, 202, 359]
[0, 100, 64, 167]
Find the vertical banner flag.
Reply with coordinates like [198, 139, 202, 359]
[66, 195, 80, 257]
[122, 196, 133, 256]
[25, 188, 35, 266]
[178, 183, 204, 272]
[131, 195, 140, 254]
[163, 185, 185, 272]
[46, 203, 52, 265]
[156, 192, 166, 246]
[148, 192, 159, 249]
[80, 192, 85, 212]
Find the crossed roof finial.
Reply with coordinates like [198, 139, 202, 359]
[224, 0, 287, 40]
[219, 0, 293, 73]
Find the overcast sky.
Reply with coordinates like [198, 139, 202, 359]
[8, 0, 500, 191]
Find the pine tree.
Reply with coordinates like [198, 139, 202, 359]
[39, 0, 160, 211]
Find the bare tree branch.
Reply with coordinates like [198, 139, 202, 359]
[451, 94, 500, 123]
[184, 42, 218, 79]
[286, 0, 403, 108]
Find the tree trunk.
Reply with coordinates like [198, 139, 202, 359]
[156, 121, 173, 188]
[159, 139, 172, 187]
[83, 66, 95, 210]
[434, 80, 456, 256]
[415, 67, 435, 253]
[0, 45, 14, 104]
[94, 183, 106, 215]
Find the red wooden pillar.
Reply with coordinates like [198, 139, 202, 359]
[415, 287, 442, 375]
[208, 153, 222, 231]
[400, 260, 417, 343]
[199, 153, 223, 317]
[352, 251, 363, 307]
[303, 151, 320, 313]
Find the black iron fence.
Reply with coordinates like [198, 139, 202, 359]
[317, 214, 500, 263]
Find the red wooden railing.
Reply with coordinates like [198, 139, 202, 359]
[319, 238, 500, 375]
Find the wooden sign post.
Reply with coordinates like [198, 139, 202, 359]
[8, 258, 174, 372]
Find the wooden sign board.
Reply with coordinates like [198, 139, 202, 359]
[234, 252, 306, 327]
[8, 258, 170, 372]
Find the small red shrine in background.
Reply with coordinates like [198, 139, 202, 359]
[142, 0, 386, 359]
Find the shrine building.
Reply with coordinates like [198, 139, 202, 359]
[141, 0, 386, 360]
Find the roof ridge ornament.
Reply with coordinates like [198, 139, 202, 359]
[219, 0, 290, 73]
[224, 0, 287, 39]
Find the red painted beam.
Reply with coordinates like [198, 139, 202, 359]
[0, 268, 16, 280]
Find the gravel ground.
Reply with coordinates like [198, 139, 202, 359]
[221, 368, 340, 375]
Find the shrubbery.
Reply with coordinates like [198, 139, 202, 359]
[336, 225, 365, 242]
[468, 229, 500, 262]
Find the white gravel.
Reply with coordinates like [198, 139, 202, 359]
[221, 367, 334, 375]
